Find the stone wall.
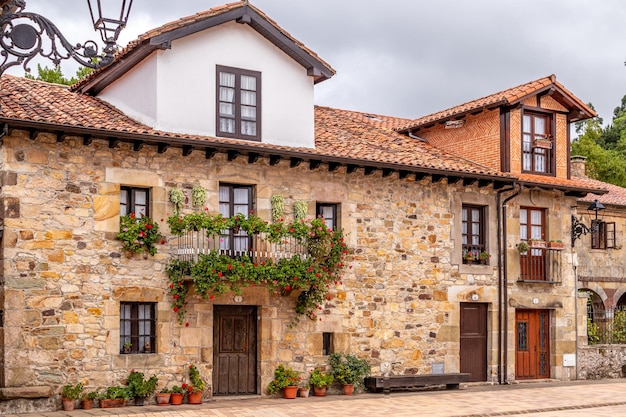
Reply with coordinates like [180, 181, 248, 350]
[0, 128, 581, 413]
[578, 345, 626, 379]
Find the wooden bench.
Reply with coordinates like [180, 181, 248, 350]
[364, 373, 471, 394]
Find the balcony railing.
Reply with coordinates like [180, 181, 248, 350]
[175, 230, 307, 263]
[519, 247, 563, 283]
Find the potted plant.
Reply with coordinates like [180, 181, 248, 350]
[517, 241, 530, 253]
[99, 386, 130, 408]
[61, 382, 83, 411]
[329, 353, 371, 395]
[463, 251, 475, 262]
[156, 388, 171, 406]
[81, 390, 98, 410]
[267, 364, 301, 399]
[170, 385, 184, 405]
[123, 341, 132, 353]
[117, 212, 163, 257]
[126, 370, 158, 406]
[528, 238, 546, 249]
[186, 364, 206, 404]
[309, 368, 334, 396]
[548, 240, 564, 250]
[479, 251, 490, 263]
[298, 382, 310, 398]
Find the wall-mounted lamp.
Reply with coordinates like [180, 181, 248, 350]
[571, 199, 605, 246]
[0, 0, 133, 75]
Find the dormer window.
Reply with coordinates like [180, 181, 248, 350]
[217, 65, 261, 141]
[522, 112, 554, 174]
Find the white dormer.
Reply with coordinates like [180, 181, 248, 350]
[74, 3, 335, 149]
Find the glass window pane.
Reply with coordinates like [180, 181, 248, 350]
[241, 105, 256, 120]
[220, 118, 235, 133]
[220, 87, 235, 103]
[535, 116, 545, 134]
[135, 190, 146, 206]
[523, 115, 531, 132]
[241, 121, 257, 136]
[220, 103, 234, 117]
[220, 72, 235, 87]
[241, 90, 256, 106]
[233, 188, 249, 205]
[241, 75, 256, 91]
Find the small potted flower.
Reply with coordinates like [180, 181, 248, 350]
[309, 368, 334, 396]
[298, 382, 310, 398]
[479, 251, 490, 264]
[517, 241, 530, 253]
[156, 388, 171, 406]
[186, 364, 206, 404]
[329, 353, 371, 395]
[61, 382, 84, 411]
[548, 240, 564, 250]
[170, 385, 184, 405]
[81, 390, 98, 410]
[463, 251, 475, 263]
[267, 364, 300, 399]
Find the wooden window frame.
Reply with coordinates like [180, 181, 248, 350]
[120, 302, 156, 354]
[120, 186, 150, 217]
[591, 220, 616, 249]
[521, 110, 554, 175]
[216, 65, 262, 141]
[219, 184, 254, 255]
[316, 203, 339, 230]
[462, 204, 486, 264]
[322, 332, 334, 356]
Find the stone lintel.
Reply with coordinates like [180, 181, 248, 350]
[0, 386, 53, 399]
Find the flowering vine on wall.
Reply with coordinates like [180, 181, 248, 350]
[116, 213, 163, 256]
[165, 211, 350, 324]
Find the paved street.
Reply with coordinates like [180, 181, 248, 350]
[7, 379, 626, 417]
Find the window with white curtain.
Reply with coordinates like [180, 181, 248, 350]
[217, 65, 261, 141]
[316, 203, 338, 230]
[219, 184, 254, 255]
[120, 302, 156, 354]
[522, 112, 553, 174]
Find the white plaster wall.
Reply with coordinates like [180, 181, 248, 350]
[99, 57, 158, 126]
[99, 22, 316, 148]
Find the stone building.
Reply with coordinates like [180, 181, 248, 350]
[0, 1, 608, 413]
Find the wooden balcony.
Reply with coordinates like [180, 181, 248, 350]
[175, 230, 307, 263]
[518, 247, 563, 283]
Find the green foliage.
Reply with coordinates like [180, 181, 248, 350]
[267, 365, 301, 394]
[169, 188, 184, 216]
[81, 390, 99, 401]
[61, 382, 84, 400]
[587, 318, 601, 344]
[191, 186, 206, 207]
[126, 371, 159, 398]
[329, 353, 371, 387]
[271, 194, 284, 222]
[24, 64, 92, 85]
[188, 364, 206, 393]
[309, 368, 334, 388]
[117, 213, 163, 256]
[99, 386, 132, 400]
[171, 385, 184, 394]
[612, 309, 626, 343]
[165, 213, 350, 324]
[293, 200, 308, 220]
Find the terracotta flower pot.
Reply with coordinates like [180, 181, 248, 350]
[299, 387, 310, 397]
[188, 391, 202, 404]
[313, 386, 327, 397]
[342, 384, 355, 395]
[170, 393, 183, 405]
[81, 399, 93, 410]
[156, 393, 171, 406]
[283, 386, 298, 399]
[62, 398, 75, 411]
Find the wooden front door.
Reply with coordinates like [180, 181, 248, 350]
[213, 305, 257, 395]
[515, 309, 550, 379]
[460, 303, 488, 381]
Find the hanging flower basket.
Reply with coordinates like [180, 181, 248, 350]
[307, 236, 332, 260]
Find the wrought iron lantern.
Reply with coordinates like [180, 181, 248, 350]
[571, 199, 605, 246]
[0, 0, 133, 74]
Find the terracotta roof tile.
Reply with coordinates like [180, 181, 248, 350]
[397, 74, 596, 132]
[516, 173, 607, 195]
[577, 177, 626, 207]
[1, 75, 510, 180]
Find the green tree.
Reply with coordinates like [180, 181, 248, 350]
[24, 64, 92, 85]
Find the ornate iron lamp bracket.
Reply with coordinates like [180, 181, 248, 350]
[571, 214, 592, 247]
[1, 0, 122, 74]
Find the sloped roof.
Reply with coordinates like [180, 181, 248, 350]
[577, 177, 626, 207]
[72, 1, 335, 95]
[516, 173, 607, 197]
[397, 74, 597, 132]
[0, 75, 511, 181]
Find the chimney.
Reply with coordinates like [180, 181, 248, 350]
[571, 155, 587, 178]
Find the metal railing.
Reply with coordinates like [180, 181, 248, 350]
[175, 230, 307, 263]
[587, 305, 626, 345]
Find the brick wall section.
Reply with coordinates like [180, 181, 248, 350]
[416, 109, 501, 171]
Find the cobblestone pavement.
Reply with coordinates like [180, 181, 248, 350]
[6, 379, 626, 417]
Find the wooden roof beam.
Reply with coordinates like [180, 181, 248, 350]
[183, 145, 194, 156]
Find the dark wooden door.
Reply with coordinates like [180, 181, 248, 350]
[460, 303, 487, 381]
[515, 309, 550, 379]
[213, 305, 257, 395]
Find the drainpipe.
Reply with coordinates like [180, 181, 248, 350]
[497, 184, 521, 385]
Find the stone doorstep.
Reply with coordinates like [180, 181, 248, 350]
[0, 386, 53, 400]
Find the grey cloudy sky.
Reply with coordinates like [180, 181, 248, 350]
[14, 0, 626, 128]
